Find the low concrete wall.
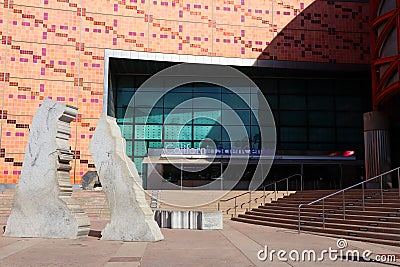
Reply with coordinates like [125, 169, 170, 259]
[154, 210, 223, 230]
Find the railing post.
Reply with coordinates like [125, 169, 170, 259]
[301, 174, 303, 191]
[234, 197, 237, 217]
[286, 178, 289, 196]
[298, 205, 302, 233]
[362, 182, 365, 211]
[322, 199, 325, 229]
[397, 168, 400, 197]
[263, 186, 265, 205]
[380, 174, 383, 204]
[342, 190, 346, 220]
[218, 200, 220, 211]
[249, 191, 251, 211]
[274, 182, 277, 201]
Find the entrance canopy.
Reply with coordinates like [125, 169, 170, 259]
[142, 157, 216, 165]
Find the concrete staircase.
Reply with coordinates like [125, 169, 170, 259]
[0, 189, 14, 226]
[156, 190, 292, 219]
[0, 189, 292, 225]
[0, 189, 114, 223]
[217, 191, 293, 219]
[232, 189, 400, 246]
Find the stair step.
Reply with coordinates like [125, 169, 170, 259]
[266, 202, 400, 211]
[238, 214, 400, 236]
[232, 217, 400, 243]
[246, 210, 400, 228]
[255, 207, 400, 218]
[233, 188, 400, 247]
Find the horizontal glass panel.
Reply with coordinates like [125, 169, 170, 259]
[192, 94, 222, 109]
[164, 93, 193, 108]
[120, 124, 133, 139]
[272, 110, 279, 124]
[134, 107, 153, 123]
[336, 112, 362, 127]
[134, 76, 148, 88]
[145, 125, 162, 139]
[221, 94, 250, 109]
[164, 109, 193, 124]
[280, 127, 307, 142]
[147, 108, 163, 124]
[264, 95, 278, 109]
[133, 157, 143, 172]
[250, 125, 260, 140]
[221, 88, 233, 94]
[148, 141, 162, 148]
[193, 83, 221, 93]
[280, 79, 306, 94]
[279, 143, 308, 150]
[134, 125, 146, 139]
[309, 112, 335, 127]
[280, 95, 306, 110]
[259, 126, 277, 142]
[170, 84, 193, 93]
[134, 91, 163, 107]
[193, 109, 221, 124]
[194, 125, 221, 140]
[125, 140, 133, 157]
[164, 125, 192, 140]
[336, 96, 363, 111]
[219, 142, 232, 149]
[280, 111, 307, 126]
[116, 91, 135, 107]
[307, 80, 333, 95]
[308, 143, 335, 150]
[308, 96, 334, 110]
[221, 109, 251, 125]
[117, 76, 135, 91]
[116, 108, 133, 123]
[337, 128, 362, 143]
[309, 128, 335, 142]
[250, 112, 275, 127]
[134, 141, 147, 156]
[250, 92, 272, 110]
[227, 84, 250, 94]
[134, 125, 162, 139]
[222, 125, 251, 142]
[253, 78, 278, 95]
[335, 80, 361, 96]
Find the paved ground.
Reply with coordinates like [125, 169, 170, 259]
[0, 220, 399, 267]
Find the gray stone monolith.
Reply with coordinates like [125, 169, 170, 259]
[4, 98, 90, 238]
[81, 171, 100, 190]
[89, 114, 163, 241]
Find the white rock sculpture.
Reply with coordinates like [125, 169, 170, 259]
[5, 98, 90, 238]
[89, 114, 164, 241]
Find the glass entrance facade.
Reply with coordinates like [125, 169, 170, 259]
[110, 59, 371, 186]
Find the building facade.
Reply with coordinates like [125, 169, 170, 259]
[367, 0, 400, 182]
[0, 0, 376, 187]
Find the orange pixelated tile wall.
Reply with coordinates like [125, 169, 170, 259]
[0, 0, 370, 184]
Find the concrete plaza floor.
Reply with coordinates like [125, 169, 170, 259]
[0, 219, 399, 267]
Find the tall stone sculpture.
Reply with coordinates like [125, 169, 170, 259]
[4, 99, 90, 238]
[90, 114, 164, 241]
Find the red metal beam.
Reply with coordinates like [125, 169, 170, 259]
[370, 1, 400, 110]
[375, 81, 400, 107]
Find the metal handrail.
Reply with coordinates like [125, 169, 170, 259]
[224, 191, 275, 215]
[218, 173, 303, 217]
[298, 166, 400, 233]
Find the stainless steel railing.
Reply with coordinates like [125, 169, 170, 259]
[298, 166, 400, 233]
[218, 173, 303, 217]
